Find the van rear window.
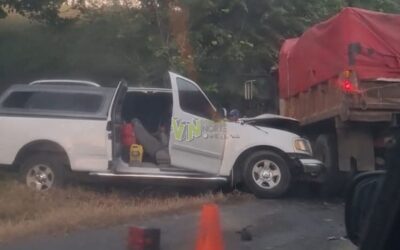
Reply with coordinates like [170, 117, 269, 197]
[2, 91, 103, 113]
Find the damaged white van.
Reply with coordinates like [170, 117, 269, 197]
[0, 72, 323, 198]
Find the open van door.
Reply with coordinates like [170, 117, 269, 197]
[107, 81, 127, 164]
[168, 72, 225, 175]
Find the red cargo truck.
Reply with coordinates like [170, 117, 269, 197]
[278, 7, 400, 193]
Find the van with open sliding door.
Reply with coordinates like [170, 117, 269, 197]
[0, 72, 323, 198]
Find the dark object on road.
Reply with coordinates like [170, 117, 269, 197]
[237, 226, 253, 241]
[345, 133, 400, 250]
[345, 171, 385, 245]
[127, 226, 160, 250]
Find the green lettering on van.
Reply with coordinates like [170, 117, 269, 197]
[172, 118, 185, 141]
[187, 119, 202, 141]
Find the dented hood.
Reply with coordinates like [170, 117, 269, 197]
[240, 114, 299, 124]
[239, 114, 300, 134]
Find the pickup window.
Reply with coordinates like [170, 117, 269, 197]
[177, 77, 215, 119]
[2, 91, 103, 113]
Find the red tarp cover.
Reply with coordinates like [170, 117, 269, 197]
[278, 7, 400, 98]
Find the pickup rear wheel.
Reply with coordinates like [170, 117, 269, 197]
[20, 154, 66, 191]
[243, 150, 291, 199]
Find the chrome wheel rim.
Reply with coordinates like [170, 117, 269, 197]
[252, 159, 281, 189]
[26, 164, 55, 191]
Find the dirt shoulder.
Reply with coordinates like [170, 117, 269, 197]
[0, 174, 248, 243]
[0, 192, 354, 250]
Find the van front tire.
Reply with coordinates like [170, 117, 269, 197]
[243, 150, 291, 199]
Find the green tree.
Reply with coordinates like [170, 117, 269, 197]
[1, 0, 400, 97]
[0, 0, 74, 25]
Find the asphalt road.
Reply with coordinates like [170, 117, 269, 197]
[1, 195, 355, 250]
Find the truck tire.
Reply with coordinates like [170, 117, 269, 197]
[20, 153, 66, 191]
[243, 150, 291, 199]
[314, 134, 345, 196]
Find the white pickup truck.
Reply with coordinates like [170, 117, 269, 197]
[0, 72, 323, 198]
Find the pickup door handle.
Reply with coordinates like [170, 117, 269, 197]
[106, 121, 112, 131]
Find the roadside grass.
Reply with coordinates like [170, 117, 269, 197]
[0, 175, 248, 243]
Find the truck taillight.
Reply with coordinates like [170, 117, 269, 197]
[341, 79, 357, 93]
[339, 70, 359, 94]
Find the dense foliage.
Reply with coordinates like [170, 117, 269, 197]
[1, 0, 399, 106]
[0, 0, 71, 25]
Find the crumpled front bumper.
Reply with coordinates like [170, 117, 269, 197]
[288, 153, 325, 177]
[298, 158, 325, 175]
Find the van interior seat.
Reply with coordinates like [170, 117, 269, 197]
[132, 118, 170, 164]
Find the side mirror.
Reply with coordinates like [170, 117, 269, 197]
[210, 107, 227, 122]
[214, 107, 227, 121]
[221, 108, 227, 118]
[345, 171, 386, 246]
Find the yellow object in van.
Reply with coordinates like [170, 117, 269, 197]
[130, 144, 143, 163]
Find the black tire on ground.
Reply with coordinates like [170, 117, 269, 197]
[243, 150, 291, 199]
[313, 134, 346, 196]
[20, 153, 67, 191]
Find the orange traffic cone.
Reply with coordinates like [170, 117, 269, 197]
[195, 203, 224, 250]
